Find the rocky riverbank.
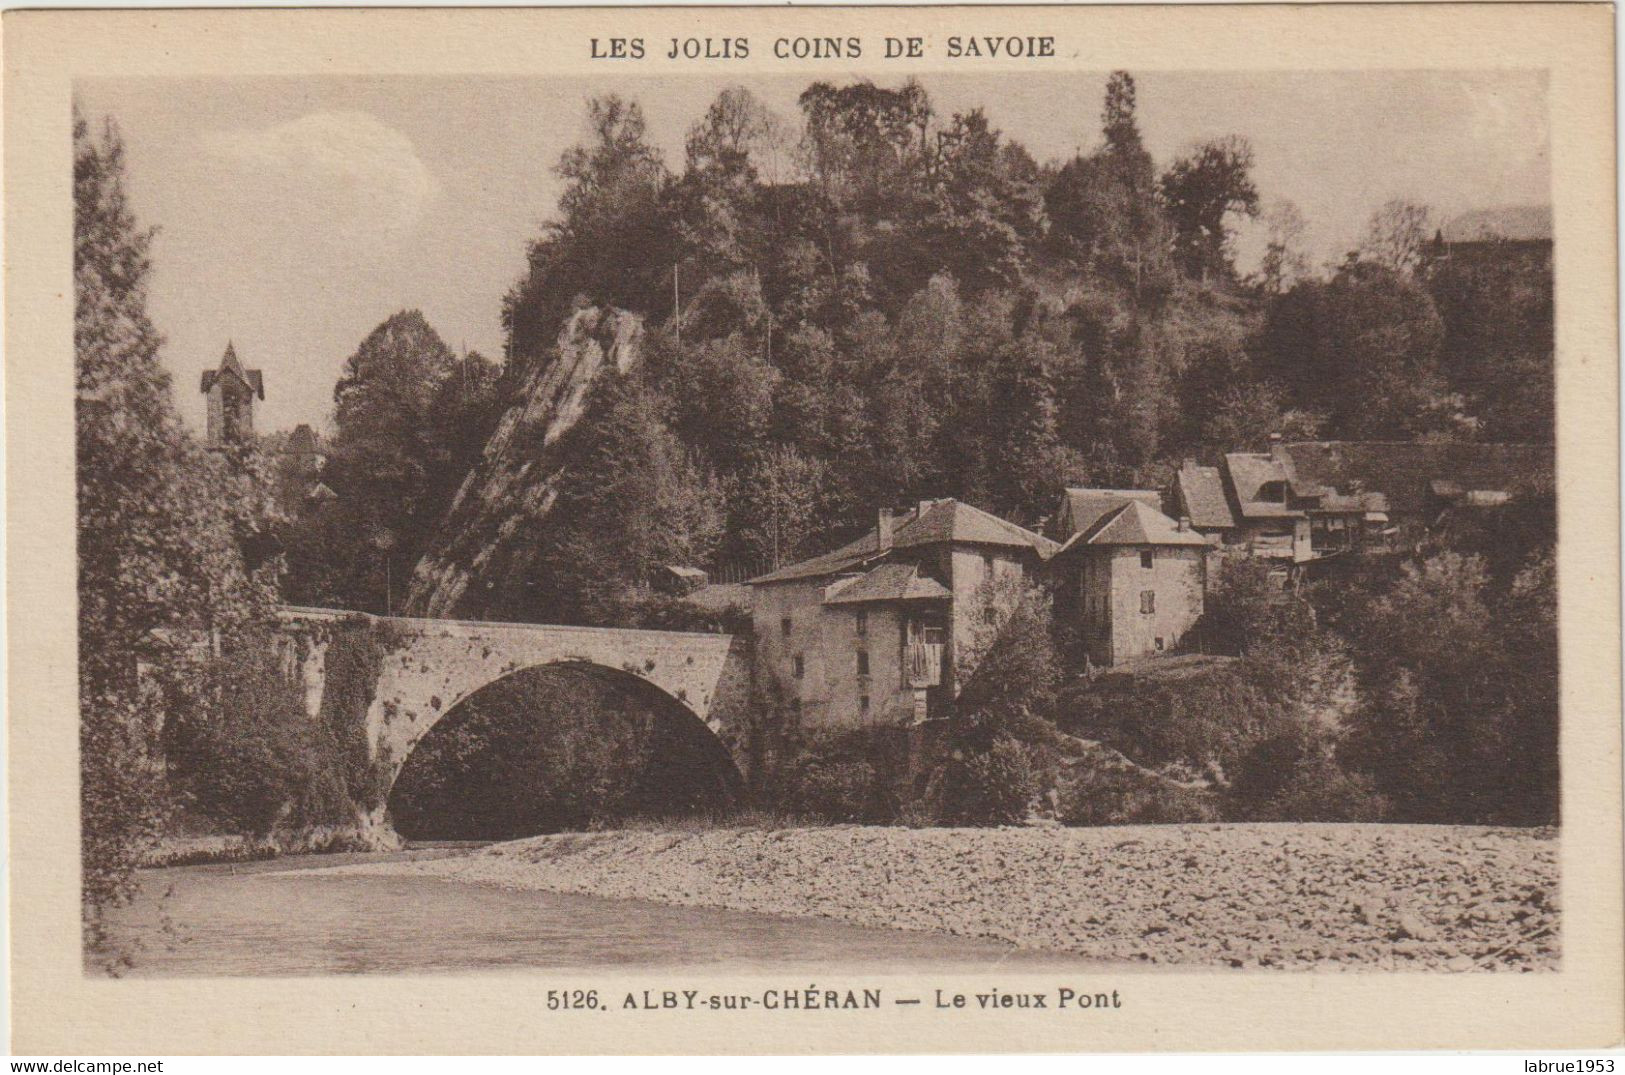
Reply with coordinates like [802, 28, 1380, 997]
[326, 823, 1559, 971]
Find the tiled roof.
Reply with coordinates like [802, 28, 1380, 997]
[1058, 500, 1209, 554]
[746, 530, 884, 584]
[200, 341, 265, 399]
[824, 563, 952, 605]
[1224, 452, 1304, 520]
[1279, 441, 1554, 516]
[1056, 488, 1162, 539]
[1172, 465, 1236, 530]
[895, 499, 1060, 556]
[749, 499, 1057, 584]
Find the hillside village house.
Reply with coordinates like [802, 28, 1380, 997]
[747, 499, 1058, 728]
[1277, 440, 1553, 538]
[1049, 500, 1209, 668]
[1171, 436, 1553, 576]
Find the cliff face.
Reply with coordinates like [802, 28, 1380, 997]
[404, 306, 644, 619]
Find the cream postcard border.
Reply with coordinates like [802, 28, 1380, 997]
[5, 3, 1620, 1054]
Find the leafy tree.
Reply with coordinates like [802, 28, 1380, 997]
[519, 373, 723, 624]
[866, 275, 964, 499]
[917, 109, 1045, 291]
[297, 310, 464, 612]
[1338, 551, 1557, 824]
[1046, 72, 1173, 301]
[954, 574, 1061, 736]
[504, 96, 675, 360]
[777, 728, 905, 823]
[75, 108, 281, 959]
[161, 642, 336, 836]
[1359, 199, 1434, 276]
[1161, 135, 1260, 281]
[685, 85, 783, 178]
[1253, 198, 1313, 294]
[934, 737, 1037, 826]
[798, 79, 932, 214]
[1424, 236, 1554, 442]
[426, 347, 505, 504]
[676, 88, 788, 284]
[1196, 382, 1324, 456]
[1257, 259, 1456, 438]
[724, 444, 830, 569]
[964, 330, 1076, 524]
[1250, 749, 1388, 822]
[649, 324, 777, 474]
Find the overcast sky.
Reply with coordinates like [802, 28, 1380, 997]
[78, 71, 1549, 435]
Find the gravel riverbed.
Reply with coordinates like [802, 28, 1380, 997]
[327, 823, 1559, 971]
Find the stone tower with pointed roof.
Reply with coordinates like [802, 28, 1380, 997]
[200, 342, 264, 446]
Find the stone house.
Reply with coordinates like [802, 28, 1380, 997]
[746, 499, 1058, 728]
[1173, 437, 1552, 575]
[1049, 500, 1209, 667]
[1216, 445, 1315, 562]
[1172, 438, 1389, 576]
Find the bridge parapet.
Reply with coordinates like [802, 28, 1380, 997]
[275, 607, 753, 801]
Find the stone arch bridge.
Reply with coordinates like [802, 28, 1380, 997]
[274, 607, 754, 801]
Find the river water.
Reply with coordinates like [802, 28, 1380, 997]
[96, 848, 1089, 976]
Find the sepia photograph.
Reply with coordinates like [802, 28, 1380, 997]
[71, 64, 1561, 977]
[6, 1, 1619, 1056]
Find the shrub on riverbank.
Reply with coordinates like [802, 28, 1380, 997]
[162, 644, 336, 836]
[932, 736, 1038, 826]
[774, 727, 908, 824]
[163, 618, 407, 844]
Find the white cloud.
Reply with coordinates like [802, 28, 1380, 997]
[202, 110, 439, 242]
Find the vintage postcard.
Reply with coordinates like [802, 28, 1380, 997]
[5, 2, 1621, 1056]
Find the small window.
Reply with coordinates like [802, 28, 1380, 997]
[855, 610, 867, 637]
[857, 650, 870, 676]
[781, 616, 792, 638]
[1140, 549, 1154, 569]
[859, 695, 870, 715]
[1140, 590, 1156, 615]
[793, 653, 805, 678]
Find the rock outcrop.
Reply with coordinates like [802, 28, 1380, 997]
[405, 306, 644, 619]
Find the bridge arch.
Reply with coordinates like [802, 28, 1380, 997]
[276, 608, 755, 822]
[386, 658, 745, 838]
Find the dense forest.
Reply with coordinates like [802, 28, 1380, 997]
[277, 74, 1551, 625]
